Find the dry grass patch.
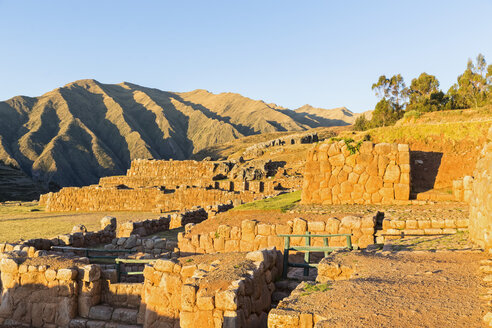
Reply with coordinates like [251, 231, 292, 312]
[0, 202, 160, 243]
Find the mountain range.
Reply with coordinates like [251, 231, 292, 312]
[0, 79, 362, 189]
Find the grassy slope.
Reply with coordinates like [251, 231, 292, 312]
[232, 190, 301, 212]
[357, 107, 492, 144]
[338, 107, 492, 189]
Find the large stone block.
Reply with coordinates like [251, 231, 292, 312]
[365, 176, 383, 193]
[374, 143, 392, 155]
[394, 183, 410, 200]
[267, 309, 299, 328]
[216, 289, 238, 311]
[383, 164, 400, 183]
[328, 154, 345, 167]
[88, 305, 113, 321]
[57, 268, 78, 281]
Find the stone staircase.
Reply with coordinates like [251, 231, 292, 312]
[69, 304, 142, 328]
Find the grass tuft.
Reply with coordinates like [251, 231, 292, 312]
[301, 282, 332, 296]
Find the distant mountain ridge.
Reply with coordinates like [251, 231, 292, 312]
[0, 79, 358, 188]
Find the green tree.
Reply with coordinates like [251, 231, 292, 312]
[368, 74, 406, 127]
[353, 114, 369, 131]
[371, 74, 407, 111]
[447, 54, 491, 109]
[371, 99, 402, 127]
[406, 73, 447, 112]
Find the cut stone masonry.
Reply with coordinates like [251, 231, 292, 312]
[301, 141, 411, 205]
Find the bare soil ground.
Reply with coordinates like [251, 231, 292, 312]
[282, 249, 487, 327]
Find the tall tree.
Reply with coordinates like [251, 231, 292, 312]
[371, 74, 407, 111]
[368, 74, 406, 128]
[406, 73, 446, 112]
[447, 54, 490, 109]
[353, 114, 369, 131]
[371, 98, 401, 127]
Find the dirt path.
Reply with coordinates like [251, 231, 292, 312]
[280, 250, 487, 327]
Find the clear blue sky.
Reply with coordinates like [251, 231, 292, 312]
[1, 0, 491, 113]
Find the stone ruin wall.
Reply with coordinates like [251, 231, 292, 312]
[301, 141, 411, 205]
[142, 249, 282, 328]
[0, 258, 102, 327]
[243, 132, 319, 156]
[178, 215, 378, 256]
[377, 217, 469, 242]
[39, 158, 303, 213]
[469, 126, 492, 250]
[39, 186, 261, 213]
[99, 159, 219, 189]
[15, 216, 118, 252]
[0, 249, 281, 327]
[5, 207, 214, 255]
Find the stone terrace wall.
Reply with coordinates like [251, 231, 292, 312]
[39, 158, 301, 213]
[142, 249, 281, 328]
[102, 159, 227, 189]
[243, 133, 319, 156]
[0, 258, 102, 327]
[99, 175, 216, 189]
[107, 235, 178, 257]
[40, 187, 164, 212]
[469, 126, 492, 249]
[127, 159, 217, 179]
[302, 141, 411, 205]
[115, 207, 209, 238]
[377, 217, 469, 242]
[178, 215, 378, 255]
[40, 186, 260, 213]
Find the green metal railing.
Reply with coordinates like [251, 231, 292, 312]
[278, 232, 353, 279]
[115, 258, 157, 282]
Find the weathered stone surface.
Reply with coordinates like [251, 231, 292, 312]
[111, 308, 138, 324]
[216, 289, 238, 311]
[365, 176, 383, 194]
[57, 268, 78, 281]
[469, 126, 492, 249]
[0, 258, 18, 273]
[383, 164, 400, 183]
[81, 265, 101, 282]
[268, 309, 300, 328]
[88, 305, 114, 321]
